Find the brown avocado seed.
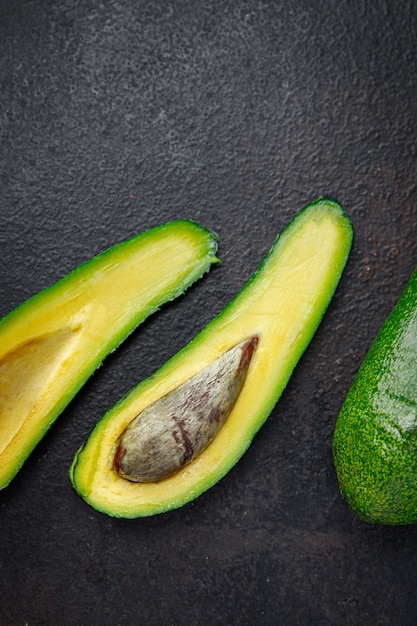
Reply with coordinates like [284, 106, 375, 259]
[113, 336, 258, 483]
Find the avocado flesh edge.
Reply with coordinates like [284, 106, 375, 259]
[0, 220, 219, 489]
[333, 266, 417, 525]
[71, 198, 353, 518]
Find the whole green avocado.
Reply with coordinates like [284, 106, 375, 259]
[333, 266, 417, 524]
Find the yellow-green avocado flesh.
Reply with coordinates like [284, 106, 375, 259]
[0, 220, 218, 489]
[333, 267, 417, 525]
[71, 198, 353, 518]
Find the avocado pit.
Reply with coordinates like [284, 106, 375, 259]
[113, 336, 258, 482]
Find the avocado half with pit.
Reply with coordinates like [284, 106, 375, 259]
[70, 198, 353, 518]
[0, 220, 219, 489]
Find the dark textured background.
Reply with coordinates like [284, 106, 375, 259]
[0, 1, 417, 624]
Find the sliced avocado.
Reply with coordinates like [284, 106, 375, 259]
[0, 220, 219, 489]
[70, 198, 353, 518]
[333, 267, 417, 525]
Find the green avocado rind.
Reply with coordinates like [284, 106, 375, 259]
[0, 220, 219, 489]
[333, 266, 417, 524]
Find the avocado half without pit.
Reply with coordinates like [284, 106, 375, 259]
[0, 220, 219, 489]
[70, 198, 353, 518]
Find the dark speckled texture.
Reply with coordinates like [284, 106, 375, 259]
[0, 1, 417, 624]
[333, 268, 417, 525]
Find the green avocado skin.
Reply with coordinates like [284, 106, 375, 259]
[333, 267, 417, 525]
